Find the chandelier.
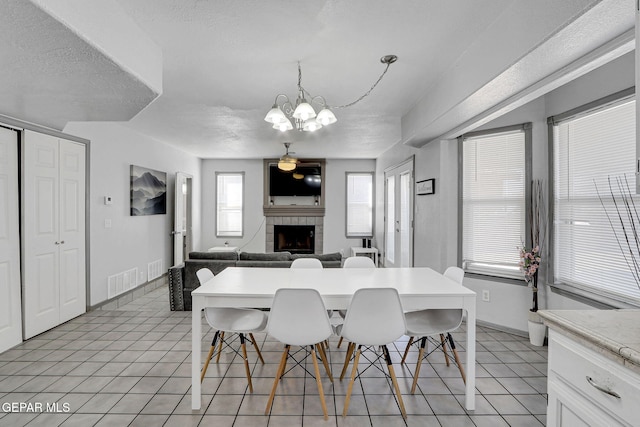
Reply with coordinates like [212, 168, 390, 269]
[264, 55, 397, 132]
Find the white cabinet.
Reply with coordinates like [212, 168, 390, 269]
[547, 330, 640, 427]
[22, 130, 86, 339]
[0, 127, 23, 353]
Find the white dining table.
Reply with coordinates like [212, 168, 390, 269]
[191, 266, 477, 410]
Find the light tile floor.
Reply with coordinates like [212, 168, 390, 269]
[0, 286, 548, 426]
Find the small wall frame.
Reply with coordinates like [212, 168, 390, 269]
[416, 178, 435, 195]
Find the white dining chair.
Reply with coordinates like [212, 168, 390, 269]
[197, 268, 267, 393]
[290, 257, 333, 322]
[264, 288, 334, 420]
[338, 287, 407, 419]
[336, 256, 377, 348]
[401, 266, 466, 394]
[290, 257, 323, 268]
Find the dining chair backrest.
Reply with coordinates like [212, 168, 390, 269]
[343, 256, 376, 268]
[196, 268, 215, 285]
[341, 288, 406, 346]
[267, 288, 333, 346]
[443, 266, 464, 285]
[290, 258, 323, 269]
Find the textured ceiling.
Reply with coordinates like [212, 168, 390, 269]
[0, 0, 634, 159]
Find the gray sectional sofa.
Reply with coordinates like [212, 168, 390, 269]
[168, 251, 343, 310]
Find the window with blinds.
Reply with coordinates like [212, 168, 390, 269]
[346, 172, 373, 237]
[551, 95, 640, 305]
[216, 173, 244, 237]
[461, 125, 530, 278]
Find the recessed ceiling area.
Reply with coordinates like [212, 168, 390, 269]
[0, 0, 634, 159]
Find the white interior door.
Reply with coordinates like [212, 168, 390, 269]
[23, 131, 60, 338]
[23, 131, 86, 339]
[384, 158, 414, 267]
[0, 127, 23, 352]
[58, 139, 86, 323]
[173, 172, 193, 266]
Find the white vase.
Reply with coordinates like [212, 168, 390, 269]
[527, 314, 546, 346]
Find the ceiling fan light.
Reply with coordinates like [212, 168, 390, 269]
[264, 105, 287, 124]
[302, 118, 322, 132]
[273, 119, 293, 132]
[277, 155, 297, 171]
[292, 172, 304, 180]
[293, 100, 316, 121]
[316, 108, 337, 126]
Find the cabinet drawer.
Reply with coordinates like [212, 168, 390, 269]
[549, 331, 640, 425]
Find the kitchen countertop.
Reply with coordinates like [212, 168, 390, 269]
[538, 309, 640, 375]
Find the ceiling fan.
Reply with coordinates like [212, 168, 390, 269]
[277, 142, 297, 171]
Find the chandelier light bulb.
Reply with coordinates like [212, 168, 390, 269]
[293, 101, 316, 121]
[303, 119, 322, 132]
[316, 108, 337, 126]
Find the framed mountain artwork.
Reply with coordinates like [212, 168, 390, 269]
[130, 165, 167, 216]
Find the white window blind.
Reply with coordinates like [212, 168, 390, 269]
[552, 98, 640, 305]
[462, 128, 526, 278]
[346, 173, 373, 237]
[216, 173, 243, 237]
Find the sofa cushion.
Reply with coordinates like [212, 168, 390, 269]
[291, 252, 342, 261]
[239, 251, 292, 261]
[189, 251, 238, 261]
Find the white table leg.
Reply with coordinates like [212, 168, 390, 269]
[192, 297, 202, 410]
[465, 298, 476, 410]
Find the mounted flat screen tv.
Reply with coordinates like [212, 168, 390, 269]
[269, 164, 322, 196]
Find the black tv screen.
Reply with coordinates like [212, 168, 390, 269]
[269, 164, 322, 196]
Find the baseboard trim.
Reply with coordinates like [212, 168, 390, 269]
[90, 273, 168, 311]
[474, 319, 528, 338]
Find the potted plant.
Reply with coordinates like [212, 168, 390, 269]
[519, 180, 546, 346]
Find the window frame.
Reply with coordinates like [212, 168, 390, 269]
[457, 122, 532, 281]
[215, 171, 245, 238]
[547, 87, 638, 308]
[345, 171, 375, 238]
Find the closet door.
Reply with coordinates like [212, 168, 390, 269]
[0, 127, 22, 352]
[58, 139, 86, 323]
[23, 131, 86, 339]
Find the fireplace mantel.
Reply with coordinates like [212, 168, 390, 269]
[263, 206, 325, 217]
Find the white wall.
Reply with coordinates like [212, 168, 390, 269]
[201, 159, 265, 252]
[63, 122, 201, 306]
[201, 158, 375, 254]
[377, 51, 635, 333]
[323, 159, 376, 254]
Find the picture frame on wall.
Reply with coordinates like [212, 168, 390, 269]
[416, 178, 435, 195]
[130, 165, 167, 216]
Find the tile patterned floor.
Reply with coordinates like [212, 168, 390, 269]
[0, 286, 548, 426]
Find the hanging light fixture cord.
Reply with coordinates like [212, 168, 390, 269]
[298, 55, 397, 109]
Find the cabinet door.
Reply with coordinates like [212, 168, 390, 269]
[0, 127, 23, 352]
[23, 131, 61, 339]
[58, 139, 86, 323]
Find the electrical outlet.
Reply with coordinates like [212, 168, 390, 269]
[482, 290, 490, 302]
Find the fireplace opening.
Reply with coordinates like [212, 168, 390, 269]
[274, 225, 315, 254]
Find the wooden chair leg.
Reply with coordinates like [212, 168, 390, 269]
[265, 345, 289, 415]
[411, 337, 427, 394]
[340, 342, 355, 380]
[200, 330, 220, 383]
[448, 333, 466, 384]
[239, 334, 253, 393]
[311, 345, 329, 420]
[342, 345, 362, 417]
[401, 336, 414, 364]
[249, 333, 265, 364]
[383, 345, 406, 420]
[200, 345, 215, 383]
[316, 342, 333, 382]
[440, 334, 450, 366]
[215, 331, 225, 363]
[337, 336, 344, 348]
